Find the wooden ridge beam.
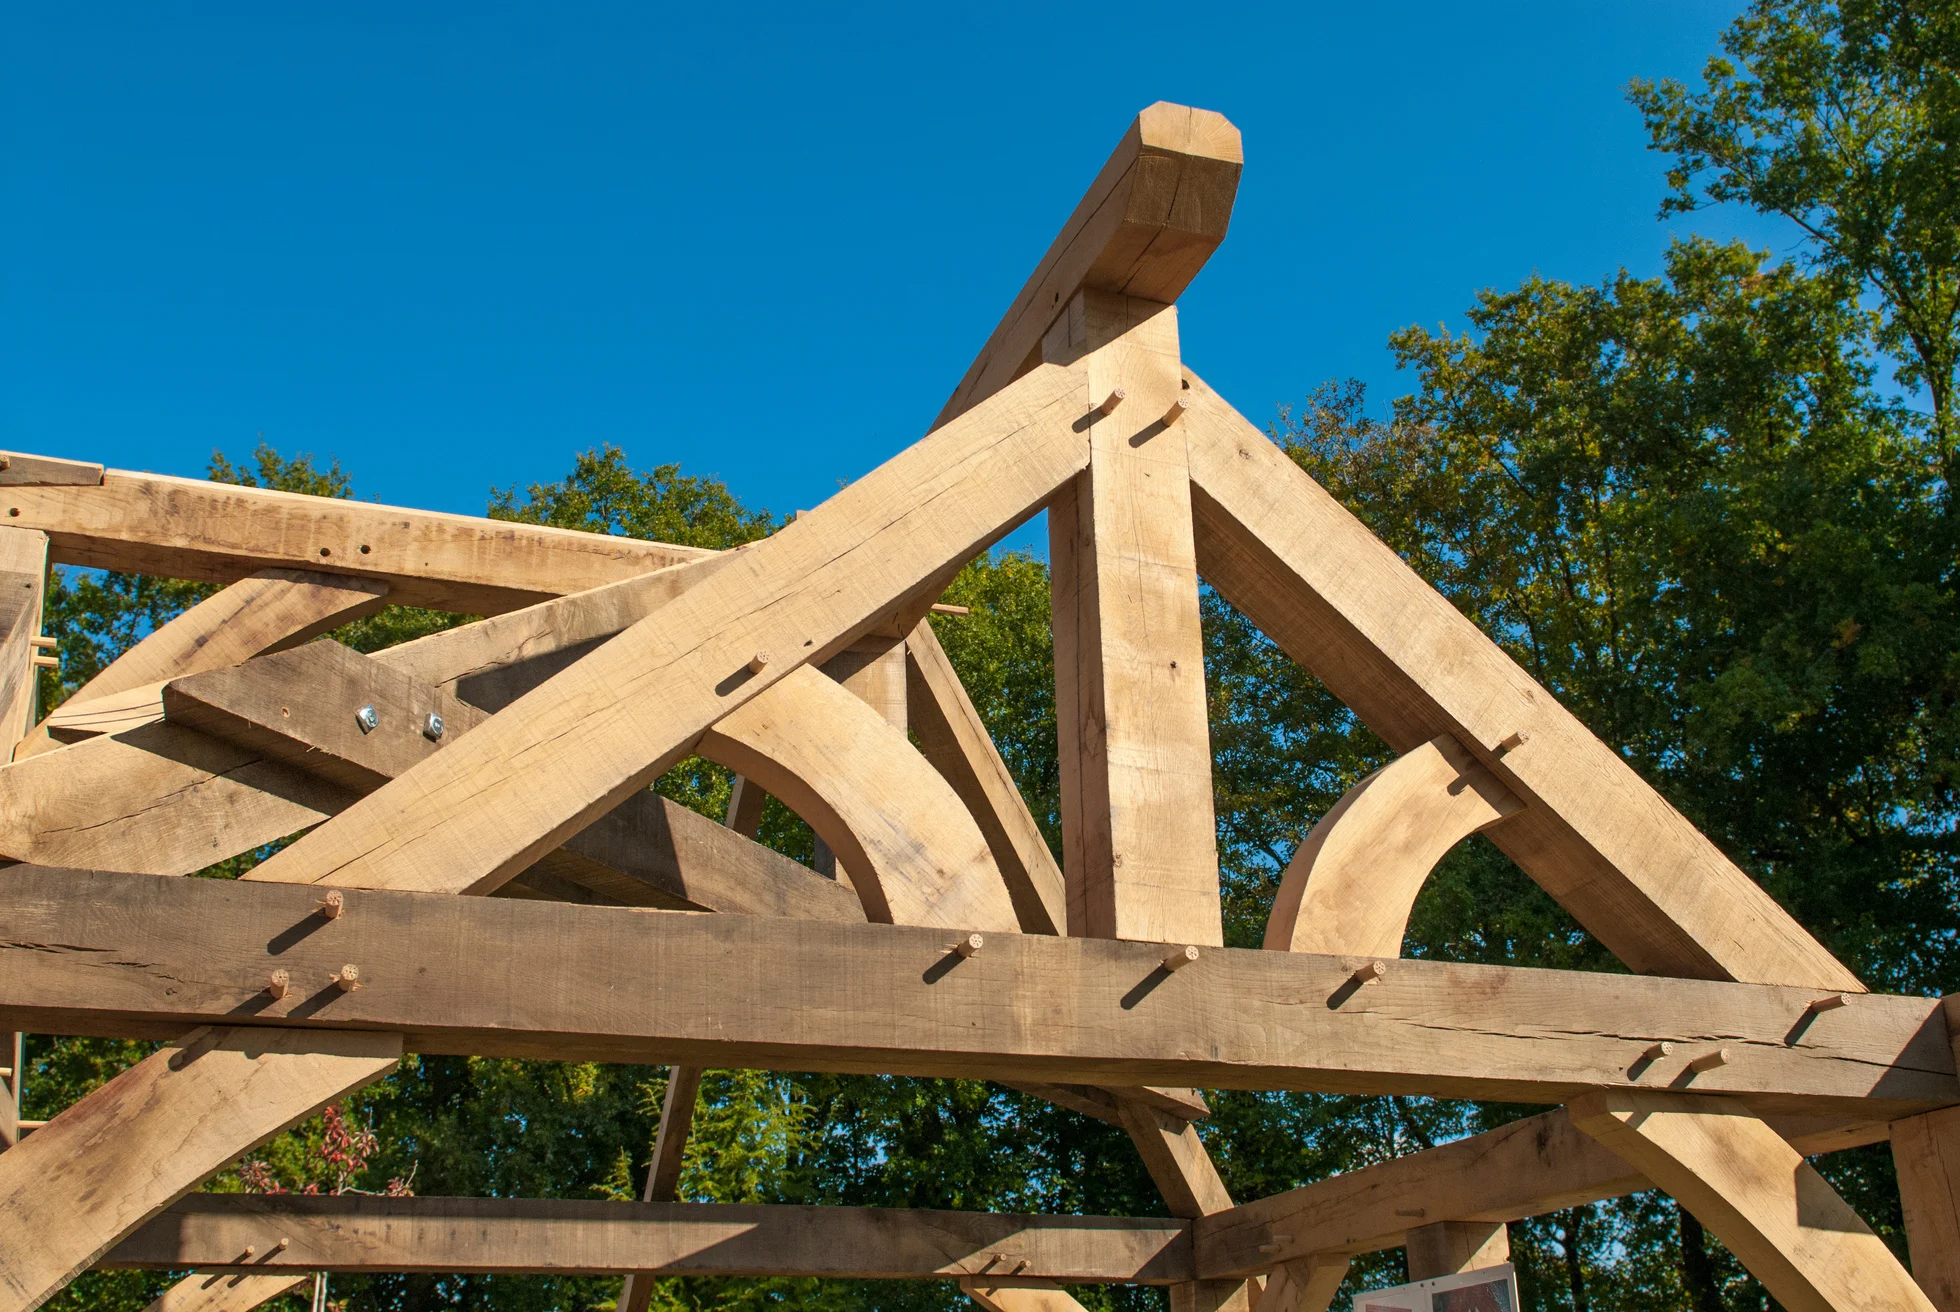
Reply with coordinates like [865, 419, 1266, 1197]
[1195, 1106, 1885, 1278]
[102, 1194, 1193, 1284]
[934, 103, 1240, 429]
[1, 867, 1950, 1116]
[1181, 372, 1862, 993]
[0, 462, 713, 615]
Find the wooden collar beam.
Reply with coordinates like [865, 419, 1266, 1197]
[0, 867, 1949, 1117]
[102, 1195, 1192, 1283]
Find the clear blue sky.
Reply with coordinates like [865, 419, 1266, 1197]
[6, 2, 1790, 540]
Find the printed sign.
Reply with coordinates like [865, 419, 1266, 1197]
[1354, 1262, 1519, 1312]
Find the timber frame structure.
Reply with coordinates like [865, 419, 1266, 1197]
[0, 104, 1956, 1312]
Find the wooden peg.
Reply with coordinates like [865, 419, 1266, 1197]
[748, 651, 771, 674]
[266, 969, 290, 1000]
[1808, 992, 1851, 1013]
[276, 1237, 290, 1250]
[1687, 1047, 1730, 1073]
[29, 654, 57, 669]
[955, 933, 984, 958]
[1161, 394, 1190, 426]
[1496, 730, 1531, 755]
[1351, 960, 1387, 985]
[1097, 388, 1127, 415]
[929, 603, 971, 616]
[1643, 1041, 1674, 1061]
[28, 636, 55, 651]
[243, 1246, 257, 1258]
[1257, 1232, 1292, 1254]
[1163, 944, 1200, 971]
[332, 964, 362, 992]
[318, 890, 345, 920]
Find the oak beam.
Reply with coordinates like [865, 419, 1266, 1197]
[616, 1066, 707, 1312]
[2, 868, 1949, 1116]
[1049, 292, 1219, 944]
[0, 463, 712, 614]
[1892, 1105, 1960, 1311]
[934, 103, 1240, 428]
[0, 1028, 400, 1312]
[1570, 1090, 1933, 1312]
[1265, 735, 1519, 956]
[0, 528, 48, 752]
[907, 618, 1068, 936]
[103, 1195, 1193, 1284]
[142, 1274, 309, 1312]
[1182, 373, 1861, 993]
[161, 640, 860, 920]
[1403, 1221, 1508, 1282]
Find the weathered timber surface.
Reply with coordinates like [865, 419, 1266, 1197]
[0, 466, 711, 614]
[0, 868, 1949, 1117]
[102, 1195, 1192, 1283]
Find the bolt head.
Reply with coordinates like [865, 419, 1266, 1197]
[355, 704, 379, 734]
[423, 712, 444, 741]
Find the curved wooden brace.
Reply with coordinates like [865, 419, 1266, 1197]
[1264, 734, 1520, 956]
[1569, 1090, 1934, 1312]
[0, 1027, 399, 1312]
[700, 664, 1019, 932]
[18, 568, 388, 759]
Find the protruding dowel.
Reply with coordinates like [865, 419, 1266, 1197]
[1496, 730, 1531, 755]
[1163, 945, 1200, 971]
[265, 970, 290, 1000]
[332, 964, 362, 992]
[1808, 993, 1851, 1013]
[1351, 961, 1387, 985]
[1644, 1041, 1674, 1061]
[748, 651, 771, 675]
[1097, 388, 1127, 416]
[318, 890, 345, 920]
[1161, 395, 1190, 426]
[29, 654, 57, 670]
[1687, 1047, 1730, 1073]
[28, 636, 56, 651]
[955, 933, 984, 958]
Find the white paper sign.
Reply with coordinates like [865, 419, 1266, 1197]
[1354, 1262, 1519, 1312]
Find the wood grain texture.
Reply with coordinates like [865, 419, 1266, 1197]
[1049, 293, 1218, 944]
[1570, 1090, 1933, 1312]
[0, 529, 47, 752]
[1121, 1100, 1235, 1218]
[963, 1283, 1093, 1312]
[4, 868, 1947, 1116]
[1197, 1106, 1882, 1278]
[907, 619, 1067, 935]
[616, 1066, 708, 1312]
[1182, 373, 1861, 993]
[0, 452, 103, 486]
[142, 1274, 309, 1312]
[1892, 1105, 1960, 1310]
[1403, 1221, 1508, 1281]
[162, 640, 861, 919]
[17, 568, 388, 758]
[701, 664, 1017, 930]
[934, 103, 1240, 429]
[103, 1195, 1193, 1283]
[1255, 1260, 1347, 1312]
[0, 1027, 399, 1312]
[1264, 735, 1520, 956]
[240, 359, 1091, 898]
[1, 469, 712, 614]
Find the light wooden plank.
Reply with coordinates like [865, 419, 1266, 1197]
[701, 664, 1017, 930]
[1256, 1260, 1347, 1312]
[2, 467, 712, 614]
[143, 1273, 309, 1312]
[102, 1195, 1193, 1283]
[963, 1281, 1094, 1312]
[1403, 1221, 1508, 1281]
[933, 103, 1240, 429]
[1570, 1090, 1933, 1312]
[1197, 1106, 1883, 1278]
[1119, 1094, 1255, 1312]
[1265, 735, 1519, 956]
[1181, 373, 1862, 993]
[17, 568, 388, 759]
[907, 618, 1068, 936]
[1048, 292, 1219, 944]
[0, 1027, 399, 1312]
[616, 1065, 707, 1312]
[0, 452, 103, 487]
[5, 868, 1947, 1116]
[0, 529, 48, 752]
[826, 634, 908, 732]
[161, 640, 861, 920]
[239, 357, 1091, 898]
[1892, 1105, 1960, 1311]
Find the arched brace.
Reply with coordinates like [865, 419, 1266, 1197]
[700, 663, 1020, 932]
[1264, 734, 1521, 956]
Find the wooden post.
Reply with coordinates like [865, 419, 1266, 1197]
[616, 1066, 707, 1312]
[0, 527, 46, 1155]
[1403, 1220, 1509, 1282]
[1048, 290, 1220, 944]
[1893, 1104, 1960, 1310]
